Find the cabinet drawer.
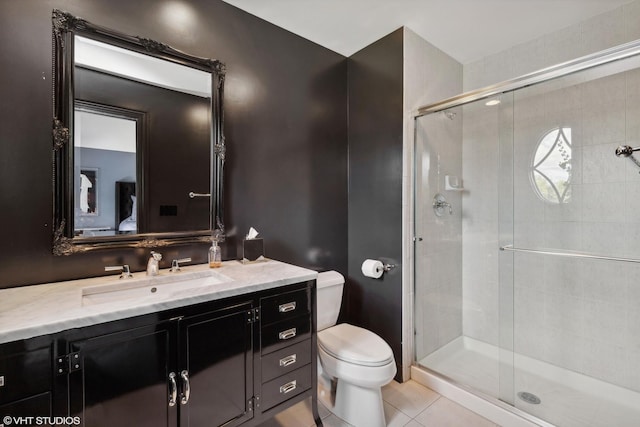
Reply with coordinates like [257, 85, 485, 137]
[260, 288, 310, 325]
[261, 315, 311, 355]
[0, 348, 51, 405]
[262, 340, 312, 383]
[260, 365, 311, 411]
[0, 392, 51, 420]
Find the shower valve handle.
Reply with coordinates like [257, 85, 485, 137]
[433, 193, 453, 216]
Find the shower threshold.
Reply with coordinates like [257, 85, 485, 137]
[415, 337, 640, 427]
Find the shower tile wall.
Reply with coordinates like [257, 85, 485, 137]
[464, 1, 640, 93]
[462, 0, 640, 393]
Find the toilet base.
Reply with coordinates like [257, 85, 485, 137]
[332, 379, 386, 427]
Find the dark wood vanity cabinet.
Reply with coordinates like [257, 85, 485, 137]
[178, 304, 254, 427]
[63, 301, 254, 427]
[46, 280, 320, 427]
[66, 322, 179, 427]
[0, 337, 53, 423]
[258, 287, 314, 413]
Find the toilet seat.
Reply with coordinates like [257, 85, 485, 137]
[318, 323, 394, 367]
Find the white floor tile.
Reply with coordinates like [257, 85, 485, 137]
[382, 380, 440, 418]
[259, 381, 500, 427]
[318, 401, 331, 419]
[383, 401, 412, 427]
[414, 397, 498, 427]
[256, 398, 320, 427]
[320, 414, 353, 427]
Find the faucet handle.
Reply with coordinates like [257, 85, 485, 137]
[150, 251, 162, 261]
[105, 264, 133, 279]
[170, 258, 192, 272]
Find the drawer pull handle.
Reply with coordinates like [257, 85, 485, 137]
[180, 370, 191, 405]
[279, 354, 297, 367]
[279, 302, 297, 313]
[279, 328, 297, 340]
[0, 375, 4, 387]
[168, 372, 178, 407]
[280, 380, 297, 394]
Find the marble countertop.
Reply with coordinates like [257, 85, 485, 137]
[0, 260, 317, 344]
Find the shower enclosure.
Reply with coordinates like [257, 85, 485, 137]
[413, 40, 640, 427]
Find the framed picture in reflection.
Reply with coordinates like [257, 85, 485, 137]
[79, 167, 98, 216]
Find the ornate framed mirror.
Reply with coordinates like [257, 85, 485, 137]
[52, 10, 226, 255]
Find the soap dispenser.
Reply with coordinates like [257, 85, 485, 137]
[208, 229, 223, 268]
[208, 241, 222, 268]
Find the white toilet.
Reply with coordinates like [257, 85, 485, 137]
[316, 271, 396, 427]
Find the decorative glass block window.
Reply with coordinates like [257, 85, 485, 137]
[531, 127, 572, 204]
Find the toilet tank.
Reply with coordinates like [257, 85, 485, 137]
[316, 271, 344, 331]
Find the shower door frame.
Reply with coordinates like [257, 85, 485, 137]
[412, 38, 640, 119]
[409, 37, 640, 426]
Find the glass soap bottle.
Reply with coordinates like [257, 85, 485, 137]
[208, 240, 222, 268]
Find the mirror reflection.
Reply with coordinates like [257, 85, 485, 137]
[74, 106, 137, 236]
[72, 35, 213, 237]
[52, 9, 226, 255]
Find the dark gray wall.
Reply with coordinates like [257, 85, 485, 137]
[346, 29, 404, 380]
[0, 0, 347, 288]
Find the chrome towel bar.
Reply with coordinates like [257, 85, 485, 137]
[500, 245, 640, 264]
[188, 192, 211, 198]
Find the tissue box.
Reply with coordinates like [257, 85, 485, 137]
[242, 238, 265, 263]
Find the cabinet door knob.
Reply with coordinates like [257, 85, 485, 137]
[278, 328, 297, 340]
[168, 372, 178, 407]
[278, 302, 297, 313]
[279, 380, 297, 394]
[279, 354, 297, 367]
[180, 370, 191, 405]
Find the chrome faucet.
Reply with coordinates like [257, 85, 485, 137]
[170, 257, 192, 272]
[147, 251, 162, 276]
[105, 264, 133, 279]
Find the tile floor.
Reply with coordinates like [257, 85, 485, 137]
[257, 379, 499, 427]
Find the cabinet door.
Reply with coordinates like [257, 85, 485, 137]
[68, 322, 178, 427]
[179, 302, 254, 427]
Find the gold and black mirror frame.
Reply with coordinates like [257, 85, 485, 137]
[51, 9, 226, 255]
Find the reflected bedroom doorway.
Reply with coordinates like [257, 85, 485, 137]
[73, 101, 144, 237]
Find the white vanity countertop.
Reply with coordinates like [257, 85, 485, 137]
[0, 260, 318, 344]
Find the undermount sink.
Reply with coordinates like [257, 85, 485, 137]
[81, 270, 232, 306]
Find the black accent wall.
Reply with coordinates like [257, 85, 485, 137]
[0, 0, 347, 288]
[346, 29, 405, 380]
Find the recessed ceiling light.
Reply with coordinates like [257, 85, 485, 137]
[485, 99, 501, 106]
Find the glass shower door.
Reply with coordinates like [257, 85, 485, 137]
[414, 93, 516, 404]
[415, 39, 640, 427]
[506, 56, 640, 427]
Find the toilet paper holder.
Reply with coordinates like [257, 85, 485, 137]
[361, 259, 396, 279]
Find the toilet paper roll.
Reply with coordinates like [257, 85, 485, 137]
[361, 259, 384, 279]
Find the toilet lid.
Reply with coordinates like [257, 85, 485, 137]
[318, 323, 394, 367]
